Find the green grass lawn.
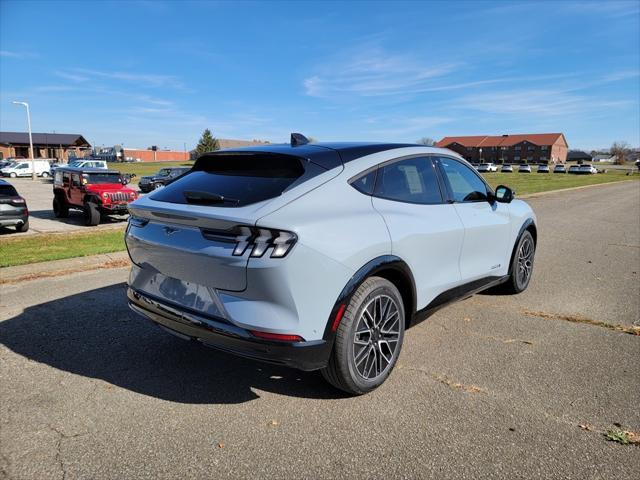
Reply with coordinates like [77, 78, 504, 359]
[481, 169, 638, 196]
[0, 229, 126, 267]
[107, 161, 192, 183]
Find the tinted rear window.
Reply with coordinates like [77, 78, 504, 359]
[84, 173, 123, 184]
[150, 153, 305, 207]
[0, 184, 19, 197]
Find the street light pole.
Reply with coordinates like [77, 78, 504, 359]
[12, 101, 36, 181]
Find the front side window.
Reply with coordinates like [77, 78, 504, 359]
[373, 156, 442, 204]
[437, 157, 489, 202]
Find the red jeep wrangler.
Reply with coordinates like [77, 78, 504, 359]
[53, 167, 138, 226]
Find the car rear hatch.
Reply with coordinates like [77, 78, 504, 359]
[0, 184, 26, 217]
[126, 148, 342, 294]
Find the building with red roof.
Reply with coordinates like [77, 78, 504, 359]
[436, 133, 568, 164]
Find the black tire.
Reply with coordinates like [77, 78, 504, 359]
[53, 196, 69, 218]
[83, 202, 100, 226]
[500, 230, 535, 294]
[16, 219, 29, 232]
[321, 276, 405, 395]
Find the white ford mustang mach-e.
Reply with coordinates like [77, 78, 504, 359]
[125, 134, 537, 394]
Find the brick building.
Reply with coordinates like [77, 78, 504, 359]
[0, 131, 91, 161]
[435, 133, 568, 164]
[123, 148, 190, 162]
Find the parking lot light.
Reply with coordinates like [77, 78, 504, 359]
[12, 101, 36, 181]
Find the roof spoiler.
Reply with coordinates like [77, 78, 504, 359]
[290, 133, 310, 147]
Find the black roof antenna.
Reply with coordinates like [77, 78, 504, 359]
[290, 133, 310, 146]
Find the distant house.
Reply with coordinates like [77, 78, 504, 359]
[592, 154, 617, 163]
[435, 133, 568, 164]
[567, 150, 592, 163]
[0, 131, 91, 161]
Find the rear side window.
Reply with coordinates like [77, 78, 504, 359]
[150, 153, 306, 207]
[350, 170, 377, 195]
[373, 157, 443, 204]
[0, 184, 18, 197]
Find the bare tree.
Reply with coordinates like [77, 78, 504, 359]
[610, 141, 630, 165]
[417, 137, 435, 146]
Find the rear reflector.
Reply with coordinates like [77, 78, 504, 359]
[331, 304, 347, 332]
[250, 330, 304, 342]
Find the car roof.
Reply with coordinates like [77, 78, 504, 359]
[199, 142, 422, 170]
[56, 166, 121, 174]
[0, 178, 11, 186]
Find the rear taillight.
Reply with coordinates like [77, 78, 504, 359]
[232, 227, 297, 258]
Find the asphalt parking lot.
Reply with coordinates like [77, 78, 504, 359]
[0, 178, 129, 235]
[1, 181, 638, 479]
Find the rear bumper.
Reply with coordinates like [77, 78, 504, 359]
[127, 288, 331, 371]
[0, 213, 28, 226]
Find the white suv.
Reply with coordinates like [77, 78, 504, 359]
[126, 136, 537, 394]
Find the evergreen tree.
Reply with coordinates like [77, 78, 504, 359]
[194, 129, 220, 157]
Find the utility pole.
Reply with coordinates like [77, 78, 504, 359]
[12, 101, 36, 180]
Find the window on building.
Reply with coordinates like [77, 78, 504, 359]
[540, 156, 548, 161]
[527, 145, 535, 151]
[515, 146, 522, 151]
[541, 146, 548, 151]
[514, 156, 521, 162]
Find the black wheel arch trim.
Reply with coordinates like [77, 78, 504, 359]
[322, 255, 417, 342]
[509, 218, 536, 274]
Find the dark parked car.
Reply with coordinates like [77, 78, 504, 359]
[0, 179, 29, 232]
[138, 167, 191, 193]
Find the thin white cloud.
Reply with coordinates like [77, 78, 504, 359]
[453, 89, 633, 118]
[56, 68, 185, 90]
[54, 71, 90, 83]
[366, 116, 453, 138]
[0, 50, 37, 59]
[304, 46, 459, 98]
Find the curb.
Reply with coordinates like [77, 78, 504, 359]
[0, 251, 130, 284]
[519, 179, 638, 199]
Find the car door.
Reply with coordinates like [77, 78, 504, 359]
[435, 156, 511, 282]
[70, 173, 83, 204]
[370, 155, 464, 309]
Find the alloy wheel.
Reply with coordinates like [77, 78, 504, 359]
[352, 294, 401, 380]
[517, 236, 534, 288]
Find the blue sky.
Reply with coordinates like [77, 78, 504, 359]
[1, 0, 638, 151]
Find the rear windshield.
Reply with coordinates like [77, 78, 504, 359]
[150, 153, 305, 207]
[83, 173, 122, 184]
[0, 184, 19, 197]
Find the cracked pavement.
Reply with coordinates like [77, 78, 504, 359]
[0, 181, 638, 479]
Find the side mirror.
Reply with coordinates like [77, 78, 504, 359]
[494, 185, 514, 203]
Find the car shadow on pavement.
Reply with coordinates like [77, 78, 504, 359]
[27, 209, 128, 225]
[0, 282, 347, 403]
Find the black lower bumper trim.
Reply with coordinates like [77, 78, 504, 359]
[127, 288, 331, 371]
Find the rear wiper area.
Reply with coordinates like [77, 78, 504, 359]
[183, 190, 240, 206]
